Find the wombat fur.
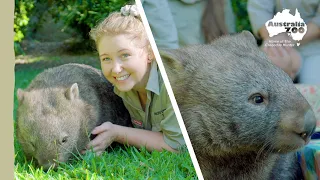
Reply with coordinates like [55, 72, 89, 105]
[16, 63, 131, 170]
[160, 31, 316, 180]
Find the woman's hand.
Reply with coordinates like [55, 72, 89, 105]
[82, 121, 178, 155]
[82, 122, 118, 156]
[261, 34, 302, 79]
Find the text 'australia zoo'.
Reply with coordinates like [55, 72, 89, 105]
[268, 21, 306, 33]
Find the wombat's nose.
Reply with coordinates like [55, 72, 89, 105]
[301, 109, 317, 142]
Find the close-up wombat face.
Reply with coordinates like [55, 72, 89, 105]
[161, 31, 316, 157]
[16, 84, 88, 170]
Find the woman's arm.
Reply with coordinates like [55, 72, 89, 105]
[300, 22, 320, 45]
[302, 3, 320, 44]
[114, 124, 177, 152]
[84, 122, 177, 156]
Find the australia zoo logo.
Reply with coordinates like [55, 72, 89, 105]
[265, 9, 306, 46]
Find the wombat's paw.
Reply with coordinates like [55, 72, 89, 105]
[274, 108, 316, 153]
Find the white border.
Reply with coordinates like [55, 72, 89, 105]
[135, 1, 204, 180]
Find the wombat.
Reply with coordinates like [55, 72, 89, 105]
[16, 63, 131, 170]
[160, 31, 317, 179]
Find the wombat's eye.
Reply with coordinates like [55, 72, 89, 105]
[249, 94, 265, 105]
[29, 142, 35, 149]
[253, 95, 264, 104]
[61, 136, 68, 144]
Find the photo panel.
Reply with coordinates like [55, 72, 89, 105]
[140, 0, 320, 179]
[13, 0, 197, 179]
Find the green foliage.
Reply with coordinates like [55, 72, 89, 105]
[14, 0, 35, 42]
[14, 0, 37, 55]
[49, 0, 133, 40]
[14, 42, 25, 56]
[231, 0, 252, 32]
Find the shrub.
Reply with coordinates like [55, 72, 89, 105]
[49, 0, 133, 40]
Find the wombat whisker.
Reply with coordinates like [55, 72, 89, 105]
[255, 140, 272, 163]
[57, 143, 82, 161]
[265, 143, 275, 156]
[73, 148, 85, 160]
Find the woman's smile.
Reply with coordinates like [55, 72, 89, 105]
[114, 74, 131, 81]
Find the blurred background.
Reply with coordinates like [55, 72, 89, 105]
[14, 0, 133, 56]
[13, 0, 250, 56]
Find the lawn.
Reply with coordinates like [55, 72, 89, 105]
[13, 54, 197, 180]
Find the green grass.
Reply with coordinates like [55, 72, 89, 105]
[14, 54, 197, 180]
[15, 146, 196, 180]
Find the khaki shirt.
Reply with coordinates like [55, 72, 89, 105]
[114, 61, 185, 150]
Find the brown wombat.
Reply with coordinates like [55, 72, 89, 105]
[16, 63, 131, 170]
[160, 31, 317, 179]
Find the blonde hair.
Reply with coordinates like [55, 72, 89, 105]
[90, 12, 149, 49]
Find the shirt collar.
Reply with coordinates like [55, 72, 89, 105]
[146, 61, 160, 95]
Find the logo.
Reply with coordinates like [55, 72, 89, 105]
[265, 9, 307, 46]
[132, 119, 143, 127]
[154, 108, 166, 119]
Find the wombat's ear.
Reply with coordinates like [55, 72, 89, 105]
[17, 89, 24, 102]
[65, 83, 79, 100]
[159, 49, 184, 71]
[240, 30, 258, 46]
